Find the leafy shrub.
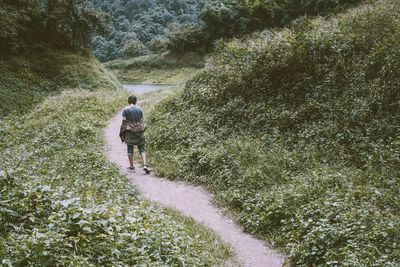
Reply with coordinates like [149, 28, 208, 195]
[148, 2, 400, 266]
[123, 39, 149, 57]
[166, 23, 209, 54]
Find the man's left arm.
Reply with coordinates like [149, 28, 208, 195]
[122, 109, 127, 121]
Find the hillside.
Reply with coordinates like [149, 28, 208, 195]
[0, 51, 120, 117]
[147, 2, 400, 266]
[0, 51, 234, 265]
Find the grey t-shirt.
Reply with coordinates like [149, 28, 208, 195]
[123, 105, 143, 122]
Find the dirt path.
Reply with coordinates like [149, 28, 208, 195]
[104, 110, 285, 267]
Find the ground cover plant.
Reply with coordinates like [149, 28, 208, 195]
[105, 53, 205, 83]
[0, 54, 234, 266]
[147, 2, 400, 266]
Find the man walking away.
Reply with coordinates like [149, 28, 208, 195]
[119, 95, 150, 174]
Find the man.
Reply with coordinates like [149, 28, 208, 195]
[119, 95, 150, 174]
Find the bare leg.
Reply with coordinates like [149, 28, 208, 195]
[128, 155, 134, 167]
[140, 152, 147, 167]
[141, 152, 150, 174]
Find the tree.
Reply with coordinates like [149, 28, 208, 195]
[199, 0, 244, 39]
[0, 0, 109, 54]
[45, 0, 109, 52]
[166, 23, 207, 54]
[123, 39, 148, 57]
[0, 0, 43, 52]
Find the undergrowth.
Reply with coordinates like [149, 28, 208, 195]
[147, 3, 400, 266]
[0, 53, 234, 265]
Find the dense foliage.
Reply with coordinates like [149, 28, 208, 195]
[0, 0, 107, 53]
[90, 0, 360, 61]
[0, 54, 233, 265]
[174, 0, 362, 53]
[200, 0, 361, 39]
[0, 0, 42, 52]
[90, 0, 205, 61]
[148, 3, 400, 266]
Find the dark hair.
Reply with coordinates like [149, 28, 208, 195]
[128, 95, 137, 105]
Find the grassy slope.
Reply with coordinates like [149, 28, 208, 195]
[0, 52, 234, 265]
[0, 51, 120, 117]
[105, 53, 205, 84]
[147, 3, 400, 266]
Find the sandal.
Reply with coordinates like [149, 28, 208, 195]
[128, 166, 135, 172]
[143, 165, 150, 174]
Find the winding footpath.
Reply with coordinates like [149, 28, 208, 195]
[104, 110, 285, 267]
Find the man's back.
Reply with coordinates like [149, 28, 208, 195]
[123, 105, 143, 122]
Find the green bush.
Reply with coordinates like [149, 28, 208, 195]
[166, 24, 209, 54]
[148, 3, 400, 266]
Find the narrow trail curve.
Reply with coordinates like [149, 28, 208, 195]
[104, 111, 285, 267]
